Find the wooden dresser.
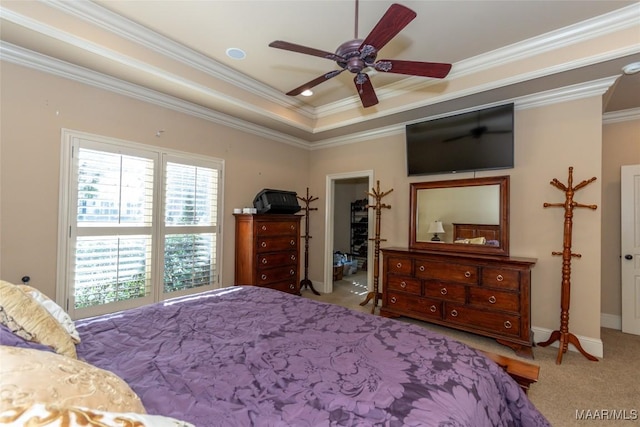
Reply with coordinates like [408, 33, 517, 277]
[234, 214, 301, 295]
[380, 247, 536, 358]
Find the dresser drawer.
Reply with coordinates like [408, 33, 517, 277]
[256, 221, 298, 236]
[415, 261, 478, 284]
[256, 236, 298, 253]
[258, 251, 297, 268]
[262, 279, 299, 294]
[256, 265, 297, 285]
[387, 257, 413, 275]
[386, 275, 421, 295]
[445, 304, 521, 337]
[386, 292, 442, 320]
[469, 288, 519, 313]
[423, 280, 466, 303]
[481, 267, 520, 290]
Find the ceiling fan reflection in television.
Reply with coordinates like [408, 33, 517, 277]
[268, 1, 452, 108]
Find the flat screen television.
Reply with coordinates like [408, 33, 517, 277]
[406, 103, 514, 176]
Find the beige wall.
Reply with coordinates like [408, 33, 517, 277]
[601, 119, 640, 319]
[0, 63, 310, 296]
[309, 97, 604, 344]
[2, 59, 634, 348]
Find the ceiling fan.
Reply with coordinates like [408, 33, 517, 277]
[268, 1, 452, 108]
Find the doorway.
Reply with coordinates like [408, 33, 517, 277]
[323, 170, 373, 294]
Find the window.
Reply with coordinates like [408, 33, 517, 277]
[58, 130, 223, 319]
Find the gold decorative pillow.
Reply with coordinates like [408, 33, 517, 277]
[0, 346, 145, 414]
[0, 404, 193, 426]
[0, 280, 76, 358]
[18, 284, 81, 343]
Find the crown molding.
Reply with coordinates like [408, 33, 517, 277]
[311, 77, 621, 149]
[1, 39, 622, 150]
[34, 0, 640, 122]
[603, 108, 640, 124]
[44, 0, 314, 119]
[0, 42, 312, 150]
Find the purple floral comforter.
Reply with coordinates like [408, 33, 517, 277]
[75, 286, 549, 426]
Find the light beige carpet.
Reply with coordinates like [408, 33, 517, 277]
[302, 274, 640, 426]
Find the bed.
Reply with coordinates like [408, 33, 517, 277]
[1, 282, 549, 426]
[453, 223, 501, 247]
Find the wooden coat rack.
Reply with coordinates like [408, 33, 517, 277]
[537, 167, 598, 364]
[298, 188, 320, 295]
[359, 180, 393, 314]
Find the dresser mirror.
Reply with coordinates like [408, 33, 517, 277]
[409, 176, 509, 256]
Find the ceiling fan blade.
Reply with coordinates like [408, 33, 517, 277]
[374, 59, 452, 78]
[359, 4, 416, 52]
[269, 40, 345, 62]
[354, 74, 378, 108]
[286, 69, 345, 96]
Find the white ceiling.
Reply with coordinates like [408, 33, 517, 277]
[1, 0, 639, 148]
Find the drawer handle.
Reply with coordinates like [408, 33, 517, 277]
[400, 281, 407, 288]
[261, 225, 267, 231]
[290, 254, 296, 261]
[488, 296, 496, 304]
[496, 274, 504, 282]
[450, 309, 458, 317]
[261, 242, 267, 248]
[396, 262, 402, 269]
[504, 320, 512, 329]
[290, 239, 295, 246]
[440, 288, 448, 295]
[430, 305, 437, 313]
[390, 297, 397, 304]
[464, 271, 471, 278]
[289, 284, 295, 289]
[261, 274, 267, 280]
[289, 269, 295, 276]
[261, 258, 268, 265]
[290, 225, 295, 230]
[419, 265, 425, 272]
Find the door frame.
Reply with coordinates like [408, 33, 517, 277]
[323, 170, 374, 294]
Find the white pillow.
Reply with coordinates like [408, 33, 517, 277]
[0, 404, 194, 426]
[18, 284, 81, 343]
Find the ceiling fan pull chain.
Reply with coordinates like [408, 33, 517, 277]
[355, 73, 367, 93]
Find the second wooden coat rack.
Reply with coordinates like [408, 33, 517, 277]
[537, 167, 598, 365]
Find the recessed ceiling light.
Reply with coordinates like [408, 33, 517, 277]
[301, 90, 313, 97]
[226, 48, 246, 60]
[622, 62, 640, 75]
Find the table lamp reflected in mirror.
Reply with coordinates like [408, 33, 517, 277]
[428, 220, 445, 241]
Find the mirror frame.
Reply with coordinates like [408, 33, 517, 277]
[409, 175, 510, 256]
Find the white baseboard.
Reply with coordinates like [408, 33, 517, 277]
[600, 313, 622, 330]
[532, 326, 603, 358]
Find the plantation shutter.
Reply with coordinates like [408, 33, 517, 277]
[163, 160, 219, 293]
[61, 130, 223, 319]
[74, 147, 155, 311]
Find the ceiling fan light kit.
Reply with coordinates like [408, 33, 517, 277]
[269, 2, 452, 108]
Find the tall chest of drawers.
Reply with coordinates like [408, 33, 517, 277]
[234, 214, 301, 295]
[380, 247, 536, 358]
